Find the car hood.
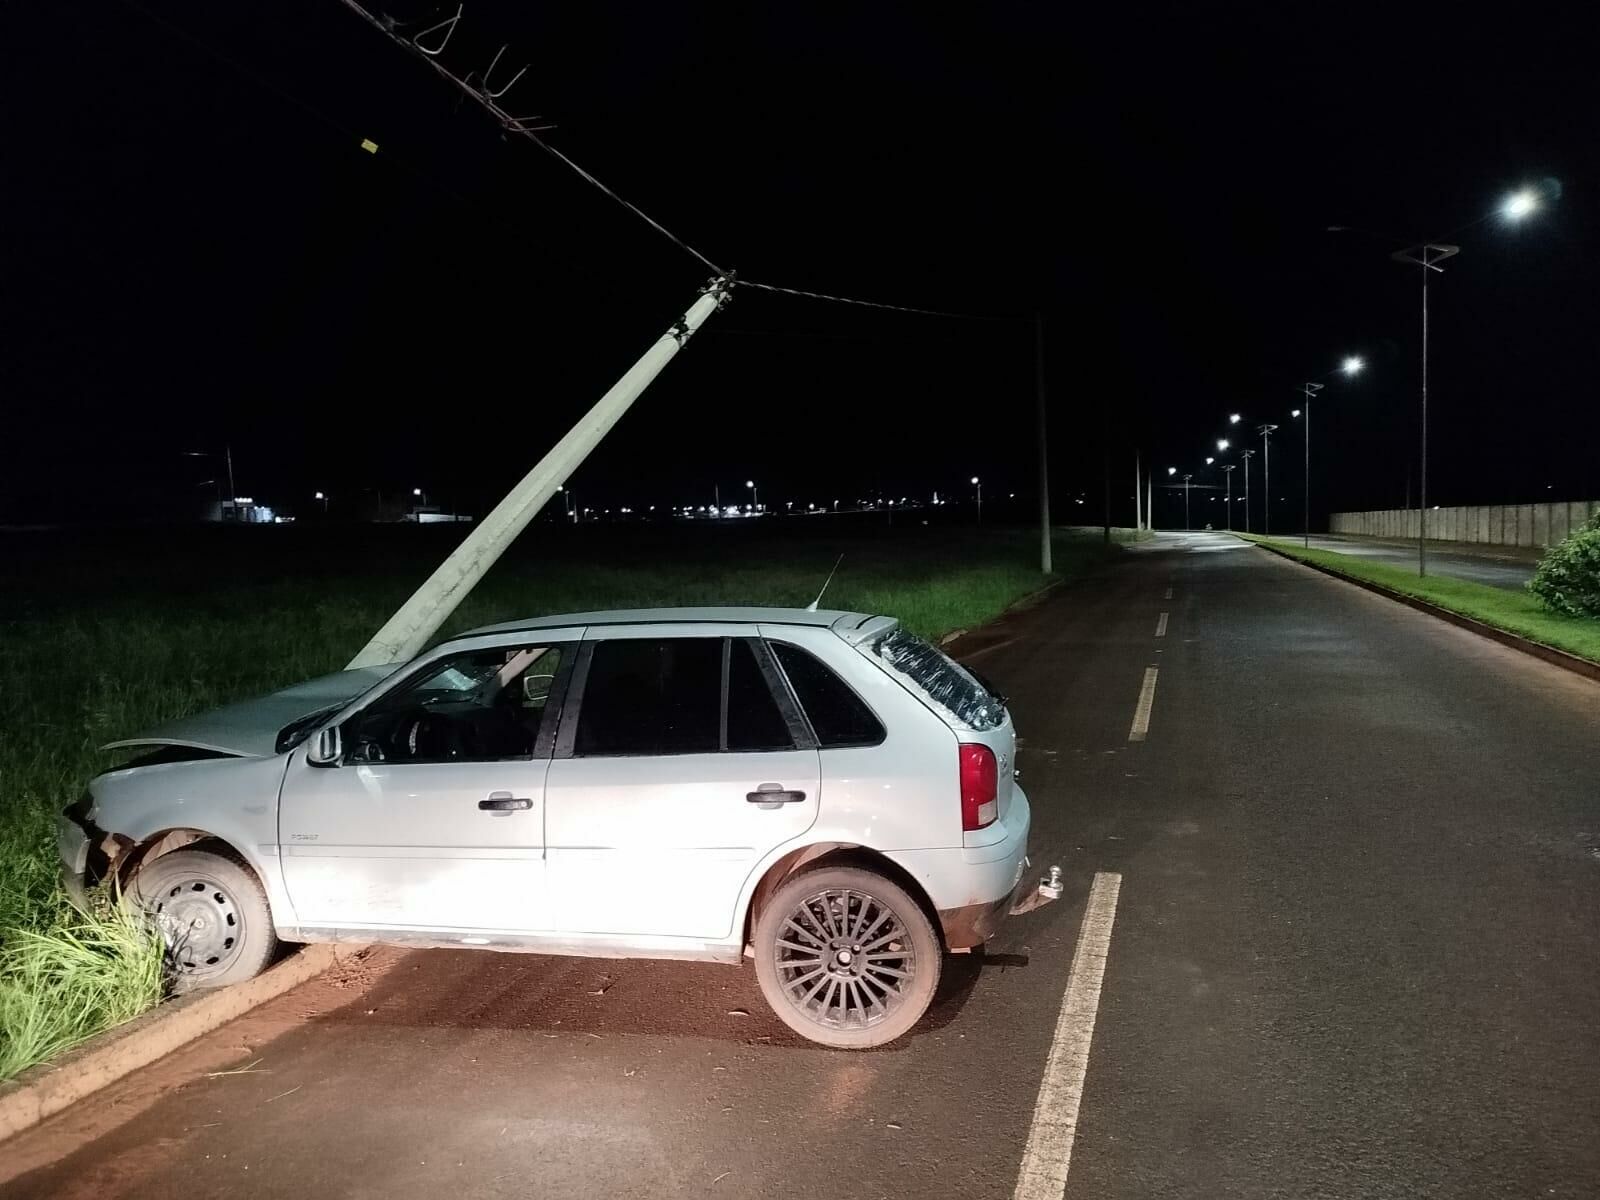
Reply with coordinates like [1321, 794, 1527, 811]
[102, 665, 403, 758]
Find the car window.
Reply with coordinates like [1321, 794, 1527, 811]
[770, 641, 886, 748]
[863, 628, 1005, 731]
[726, 639, 795, 752]
[575, 638, 722, 756]
[343, 645, 564, 763]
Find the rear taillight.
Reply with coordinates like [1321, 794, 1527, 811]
[959, 743, 998, 831]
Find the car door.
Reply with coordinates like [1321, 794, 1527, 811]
[543, 629, 821, 941]
[278, 639, 574, 935]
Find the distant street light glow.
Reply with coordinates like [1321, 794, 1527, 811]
[1501, 188, 1540, 220]
[1167, 467, 1177, 476]
[1291, 408, 1302, 418]
[1229, 413, 1241, 424]
[1205, 456, 1215, 465]
[1341, 355, 1366, 375]
[1217, 439, 1230, 451]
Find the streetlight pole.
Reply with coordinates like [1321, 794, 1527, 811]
[1390, 243, 1457, 576]
[1257, 424, 1277, 536]
[1239, 448, 1255, 534]
[1222, 465, 1236, 532]
[1182, 474, 1193, 531]
[971, 475, 983, 525]
[1300, 382, 1322, 549]
[746, 479, 758, 511]
[1134, 450, 1143, 534]
[1336, 185, 1541, 576]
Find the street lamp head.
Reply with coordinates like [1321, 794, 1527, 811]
[1167, 467, 1177, 476]
[1291, 408, 1302, 418]
[745, 480, 755, 489]
[970, 475, 980, 485]
[1205, 456, 1215, 465]
[1229, 413, 1241, 424]
[1500, 187, 1540, 220]
[1217, 439, 1230, 451]
[412, 487, 422, 496]
[1341, 355, 1366, 376]
[314, 491, 324, 500]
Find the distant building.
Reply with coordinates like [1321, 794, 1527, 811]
[202, 498, 277, 524]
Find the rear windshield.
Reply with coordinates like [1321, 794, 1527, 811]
[864, 628, 1006, 731]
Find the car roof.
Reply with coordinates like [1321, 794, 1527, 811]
[451, 607, 894, 643]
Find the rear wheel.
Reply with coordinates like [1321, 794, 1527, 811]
[129, 847, 277, 991]
[754, 865, 941, 1049]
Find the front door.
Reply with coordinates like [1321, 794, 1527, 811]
[278, 641, 570, 935]
[544, 633, 821, 940]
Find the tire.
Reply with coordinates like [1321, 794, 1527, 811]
[129, 846, 278, 991]
[753, 865, 942, 1049]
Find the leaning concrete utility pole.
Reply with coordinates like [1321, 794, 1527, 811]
[348, 276, 733, 669]
[1035, 315, 1052, 573]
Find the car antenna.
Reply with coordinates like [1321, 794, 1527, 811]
[805, 554, 845, 612]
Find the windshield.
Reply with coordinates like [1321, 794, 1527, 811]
[864, 628, 1006, 731]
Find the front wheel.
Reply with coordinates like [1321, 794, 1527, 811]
[129, 846, 277, 991]
[754, 865, 942, 1049]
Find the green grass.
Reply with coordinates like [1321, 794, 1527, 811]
[0, 522, 1127, 1078]
[1241, 534, 1600, 664]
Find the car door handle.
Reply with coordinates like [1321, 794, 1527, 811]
[479, 793, 533, 812]
[746, 784, 806, 805]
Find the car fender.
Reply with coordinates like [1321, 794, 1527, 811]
[86, 753, 296, 927]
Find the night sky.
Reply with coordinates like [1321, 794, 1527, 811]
[4, 2, 1595, 527]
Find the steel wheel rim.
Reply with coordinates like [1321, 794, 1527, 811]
[774, 887, 916, 1032]
[146, 875, 245, 978]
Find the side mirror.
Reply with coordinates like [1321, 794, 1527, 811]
[307, 725, 342, 767]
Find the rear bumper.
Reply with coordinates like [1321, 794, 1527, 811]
[937, 856, 1062, 948]
[920, 784, 1061, 949]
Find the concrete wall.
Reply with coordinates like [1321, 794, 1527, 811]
[1329, 500, 1600, 548]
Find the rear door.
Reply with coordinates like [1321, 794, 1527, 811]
[543, 629, 820, 940]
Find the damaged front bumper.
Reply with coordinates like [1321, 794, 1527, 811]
[938, 858, 1064, 949]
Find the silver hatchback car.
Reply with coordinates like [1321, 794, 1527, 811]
[62, 608, 1058, 1048]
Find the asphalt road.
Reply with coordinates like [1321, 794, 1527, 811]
[7, 532, 1600, 1199]
[1300, 534, 1539, 590]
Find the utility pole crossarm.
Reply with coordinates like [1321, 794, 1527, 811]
[347, 277, 733, 670]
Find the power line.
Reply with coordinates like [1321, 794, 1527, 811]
[333, 2, 1014, 323]
[333, 0, 726, 275]
[739, 279, 1009, 322]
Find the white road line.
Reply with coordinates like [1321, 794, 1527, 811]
[1127, 667, 1158, 742]
[1163, 585, 1173, 600]
[1155, 611, 1168, 638]
[1013, 872, 1124, 1200]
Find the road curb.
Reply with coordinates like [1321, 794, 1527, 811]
[0, 943, 363, 1144]
[1248, 539, 1600, 685]
[942, 578, 1066, 661]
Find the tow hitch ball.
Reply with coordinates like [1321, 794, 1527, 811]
[1010, 864, 1064, 916]
[1040, 864, 1063, 900]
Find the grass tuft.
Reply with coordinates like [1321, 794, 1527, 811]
[0, 887, 165, 1079]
